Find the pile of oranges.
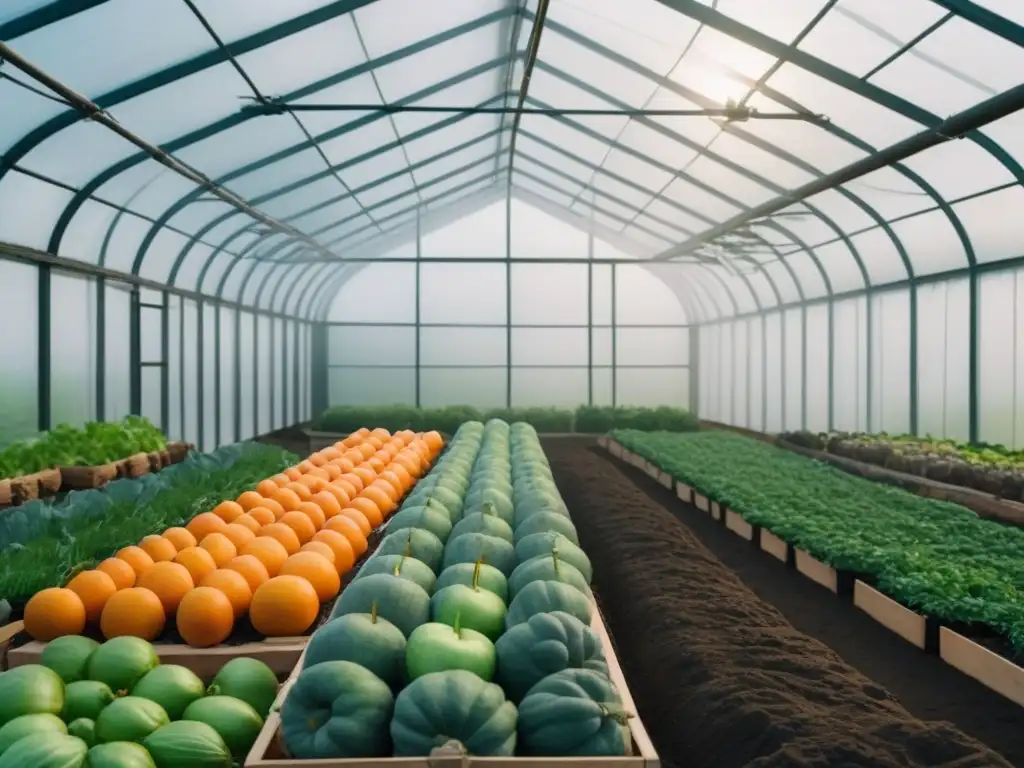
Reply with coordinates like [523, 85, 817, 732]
[23, 427, 445, 648]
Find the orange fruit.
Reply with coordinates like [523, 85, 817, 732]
[296, 501, 327, 530]
[298, 475, 328, 493]
[284, 482, 314, 503]
[364, 436, 383, 452]
[364, 456, 386, 473]
[342, 449, 364, 465]
[339, 473, 364, 493]
[66, 570, 118, 625]
[377, 469, 405, 497]
[331, 478, 358, 500]
[139, 534, 178, 563]
[311, 530, 355, 574]
[221, 522, 257, 551]
[100, 587, 165, 641]
[250, 576, 319, 636]
[308, 454, 328, 468]
[393, 453, 420, 477]
[201, 569, 252, 619]
[324, 515, 368, 557]
[25, 587, 86, 641]
[232, 513, 262, 534]
[212, 500, 245, 523]
[300, 541, 336, 567]
[281, 552, 340, 602]
[298, 460, 318, 474]
[361, 485, 395, 516]
[137, 561, 194, 614]
[369, 478, 399, 503]
[162, 527, 197, 551]
[370, 427, 390, 440]
[269, 473, 291, 488]
[259, 496, 286, 520]
[237, 491, 266, 512]
[321, 463, 342, 481]
[176, 587, 234, 648]
[116, 546, 155, 578]
[256, 479, 280, 498]
[97, 557, 137, 590]
[186, 512, 227, 542]
[224, 554, 270, 592]
[241, 536, 290, 577]
[278, 511, 316, 546]
[284, 467, 303, 482]
[388, 463, 413, 490]
[320, 447, 342, 461]
[174, 546, 218, 585]
[348, 496, 384, 527]
[306, 467, 331, 482]
[246, 507, 276, 527]
[200, 532, 238, 567]
[340, 507, 372, 537]
[330, 457, 355, 473]
[350, 466, 376, 489]
[423, 430, 444, 452]
[310, 490, 343, 520]
[272, 487, 303, 513]
[259, 522, 301, 555]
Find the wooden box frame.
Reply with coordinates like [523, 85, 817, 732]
[794, 550, 838, 593]
[939, 628, 1024, 707]
[852, 581, 928, 650]
[675, 482, 692, 503]
[758, 530, 789, 563]
[724, 509, 753, 540]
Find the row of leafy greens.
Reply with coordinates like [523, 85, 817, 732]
[0, 416, 168, 479]
[613, 429, 1024, 653]
[0, 441, 297, 610]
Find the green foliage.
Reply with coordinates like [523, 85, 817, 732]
[614, 429, 1024, 653]
[0, 442, 297, 605]
[314, 404, 698, 435]
[0, 417, 167, 479]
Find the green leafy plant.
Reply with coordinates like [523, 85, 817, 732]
[0, 416, 168, 479]
[0, 441, 297, 606]
[614, 429, 1024, 653]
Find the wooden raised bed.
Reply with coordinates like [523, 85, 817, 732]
[939, 628, 1024, 707]
[675, 481, 692, 504]
[724, 508, 754, 541]
[852, 581, 931, 651]
[759, 530, 789, 563]
[795, 549, 838, 594]
[244, 601, 660, 768]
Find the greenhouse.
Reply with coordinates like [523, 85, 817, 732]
[1, 2, 1023, 767]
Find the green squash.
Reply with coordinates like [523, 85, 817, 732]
[0, 733, 86, 768]
[512, 490, 567, 528]
[86, 638, 158, 695]
[330, 573, 430, 638]
[513, 512, 579, 546]
[442, 533, 516, 577]
[375, 529, 445, 573]
[0, 713, 67, 756]
[41, 636, 99, 684]
[0, 664, 65, 727]
[142, 721, 231, 768]
[303, 612, 406, 688]
[94, 697, 168, 744]
[462, 489, 513, 524]
[506, 581, 592, 630]
[355, 555, 436, 594]
[413, 487, 464, 522]
[391, 670, 516, 757]
[431, 573, 507, 642]
[67, 717, 95, 747]
[385, 505, 453, 544]
[131, 666, 205, 721]
[280, 661, 393, 759]
[495, 611, 607, 702]
[515, 532, 593, 583]
[86, 741, 156, 768]
[448, 509, 514, 545]
[517, 669, 632, 756]
[508, 553, 592, 602]
[62, 681, 114, 723]
[434, 562, 508, 603]
[205, 659, 278, 721]
[181, 697, 262, 759]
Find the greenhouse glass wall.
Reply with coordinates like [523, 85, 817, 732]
[2, 0, 1024, 448]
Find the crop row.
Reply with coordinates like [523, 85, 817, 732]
[276, 420, 633, 759]
[613, 429, 1024, 652]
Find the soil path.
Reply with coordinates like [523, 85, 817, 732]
[543, 437, 1019, 768]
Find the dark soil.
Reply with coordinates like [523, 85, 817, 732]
[543, 437, 1019, 768]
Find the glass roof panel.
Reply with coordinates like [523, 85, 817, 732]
[356, 173, 418, 209]
[353, 0, 505, 57]
[899, 141, 1016, 200]
[952, 186, 1024, 265]
[662, 177, 744, 222]
[643, 198, 712, 233]
[514, 179, 577, 210]
[526, 70, 631, 139]
[389, 70, 503, 138]
[517, 115, 612, 165]
[716, 0, 833, 43]
[591, 173, 657, 211]
[840, 167, 935, 220]
[517, 158, 585, 198]
[891, 208, 969, 276]
[404, 114, 503, 163]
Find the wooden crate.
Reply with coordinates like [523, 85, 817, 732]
[244, 603, 660, 768]
[759, 530, 789, 563]
[794, 550, 838, 593]
[724, 509, 753, 541]
[852, 581, 928, 650]
[939, 628, 1024, 707]
[60, 462, 119, 491]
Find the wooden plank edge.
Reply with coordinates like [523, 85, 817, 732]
[245, 603, 660, 768]
[694, 493, 709, 513]
[794, 549, 838, 594]
[759, 530, 789, 563]
[657, 471, 673, 490]
[675, 482, 692, 503]
[724, 509, 753, 541]
[853, 581, 928, 650]
[939, 627, 1024, 707]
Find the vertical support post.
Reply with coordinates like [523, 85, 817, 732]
[688, 326, 699, 415]
[865, 291, 874, 433]
[415, 210, 422, 408]
[160, 291, 170, 434]
[197, 301, 205, 450]
[909, 283, 919, 435]
[310, 323, 329, 419]
[780, 310, 788, 431]
[233, 310, 242, 443]
[214, 305, 221, 447]
[587, 239, 594, 406]
[178, 296, 186, 441]
[253, 315, 260, 437]
[95, 277, 106, 422]
[505, 189, 513, 408]
[761, 314, 768, 432]
[129, 285, 142, 417]
[269, 317, 276, 430]
[800, 305, 808, 431]
[827, 300, 835, 432]
[37, 265, 52, 431]
[968, 272, 979, 442]
[293, 321, 300, 425]
[611, 263, 617, 408]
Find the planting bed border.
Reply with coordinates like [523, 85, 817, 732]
[243, 599, 660, 768]
[309, 430, 602, 455]
[600, 436, 1024, 711]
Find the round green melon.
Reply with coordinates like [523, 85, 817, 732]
[142, 721, 231, 768]
[131, 666, 204, 721]
[448, 511, 514, 545]
[508, 554, 592, 603]
[62, 680, 114, 723]
[385, 506, 453, 544]
[205, 658, 278, 720]
[355, 555, 436, 595]
[441, 533, 516, 577]
[330, 573, 430, 638]
[434, 562, 508, 603]
[86, 741, 156, 768]
[67, 717, 95, 747]
[506, 580, 592, 629]
[374, 529, 445, 573]
[95, 697, 168, 744]
[41, 636, 99, 684]
[515, 532, 593, 583]
[0, 664, 65, 727]
[86, 638, 158, 694]
[513, 512, 578, 545]
[0, 733, 86, 768]
[181, 696, 262, 759]
[303, 613, 406, 688]
[0, 713, 67, 756]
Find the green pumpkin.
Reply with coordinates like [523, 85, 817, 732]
[280, 661, 393, 759]
[0, 733, 87, 768]
[0, 665, 64, 727]
[434, 562, 508, 603]
[442, 533, 516, 577]
[356, 555, 437, 594]
[375, 529, 444, 573]
[495, 611, 607, 702]
[303, 611, 407, 688]
[514, 512, 579, 546]
[330, 573, 430, 638]
[515, 532, 593, 583]
[86, 742, 156, 768]
[391, 671, 517, 756]
[62, 680, 114, 722]
[512, 493, 569, 528]
[518, 669, 632, 756]
[385, 505, 453, 544]
[417, 487, 465, 522]
[0, 713, 67, 756]
[67, 717, 95, 747]
[448, 509, 514, 545]
[464, 487, 513, 517]
[40, 636, 99, 684]
[508, 553, 592, 603]
[506, 581, 592, 629]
